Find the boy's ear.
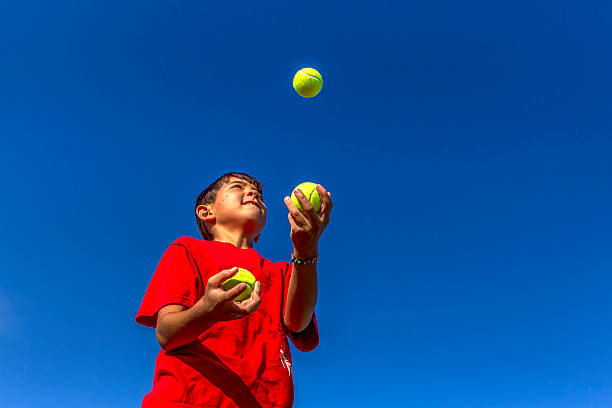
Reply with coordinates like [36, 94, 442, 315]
[254, 234, 260, 243]
[196, 204, 215, 224]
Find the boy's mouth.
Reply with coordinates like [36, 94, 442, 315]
[243, 200, 260, 208]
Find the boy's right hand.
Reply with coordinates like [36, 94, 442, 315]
[200, 267, 262, 322]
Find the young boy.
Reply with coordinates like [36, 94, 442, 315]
[135, 172, 333, 408]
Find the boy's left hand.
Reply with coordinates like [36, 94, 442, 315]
[284, 184, 333, 258]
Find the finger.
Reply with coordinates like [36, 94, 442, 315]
[239, 281, 262, 310]
[285, 197, 310, 228]
[208, 267, 239, 287]
[299, 193, 319, 226]
[247, 297, 261, 314]
[316, 184, 329, 198]
[294, 189, 315, 216]
[320, 199, 333, 227]
[241, 281, 261, 302]
[242, 293, 262, 314]
[285, 192, 315, 225]
[231, 300, 259, 318]
[252, 281, 261, 297]
[222, 282, 248, 302]
[288, 212, 306, 232]
[317, 185, 333, 215]
[284, 195, 308, 216]
[253, 281, 261, 300]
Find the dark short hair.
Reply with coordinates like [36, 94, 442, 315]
[194, 172, 263, 240]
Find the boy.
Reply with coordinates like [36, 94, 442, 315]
[135, 172, 333, 408]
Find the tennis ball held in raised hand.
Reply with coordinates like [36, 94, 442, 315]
[293, 68, 323, 97]
[291, 182, 321, 213]
[222, 268, 256, 302]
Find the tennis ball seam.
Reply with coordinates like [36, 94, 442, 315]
[305, 188, 314, 201]
[299, 70, 322, 84]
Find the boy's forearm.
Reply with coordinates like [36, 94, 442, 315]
[156, 300, 216, 351]
[283, 260, 318, 333]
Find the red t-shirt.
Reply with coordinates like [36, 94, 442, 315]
[135, 237, 319, 408]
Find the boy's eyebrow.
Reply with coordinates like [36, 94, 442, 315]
[227, 179, 262, 196]
[227, 180, 257, 190]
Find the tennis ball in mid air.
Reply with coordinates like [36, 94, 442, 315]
[293, 68, 323, 97]
[291, 182, 321, 213]
[222, 268, 256, 302]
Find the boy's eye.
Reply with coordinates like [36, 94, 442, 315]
[231, 184, 243, 189]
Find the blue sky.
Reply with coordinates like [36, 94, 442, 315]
[1, 1, 611, 407]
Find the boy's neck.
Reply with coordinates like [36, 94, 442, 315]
[210, 228, 256, 249]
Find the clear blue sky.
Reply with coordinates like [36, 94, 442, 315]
[1, 1, 611, 407]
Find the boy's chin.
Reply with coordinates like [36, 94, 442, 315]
[242, 203, 263, 211]
[242, 206, 266, 219]
[241, 213, 266, 227]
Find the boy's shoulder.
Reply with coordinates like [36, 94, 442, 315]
[169, 236, 211, 252]
[171, 235, 203, 246]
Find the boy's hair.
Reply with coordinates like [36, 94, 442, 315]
[194, 172, 264, 240]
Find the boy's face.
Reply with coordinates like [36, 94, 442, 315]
[203, 176, 267, 238]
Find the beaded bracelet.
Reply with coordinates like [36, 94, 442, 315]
[290, 253, 320, 265]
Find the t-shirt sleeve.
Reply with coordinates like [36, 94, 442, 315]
[135, 242, 202, 328]
[282, 262, 320, 352]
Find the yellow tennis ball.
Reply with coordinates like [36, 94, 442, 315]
[293, 68, 323, 97]
[291, 182, 321, 213]
[222, 268, 256, 302]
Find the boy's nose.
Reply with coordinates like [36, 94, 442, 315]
[246, 190, 261, 200]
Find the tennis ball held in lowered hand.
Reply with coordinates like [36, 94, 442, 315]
[293, 68, 323, 97]
[222, 268, 256, 302]
[291, 182, 321, 213]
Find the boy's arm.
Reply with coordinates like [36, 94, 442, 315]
[283, 185, 332, 334]
[283, 253, 318, 333]
[156, 302, 214, 351]
[156, 267, 262, 351]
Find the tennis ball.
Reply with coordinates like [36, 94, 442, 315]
[222, 268, 256, 302]
[293, 68, 323, 97]
[291, 182, 321, 213]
